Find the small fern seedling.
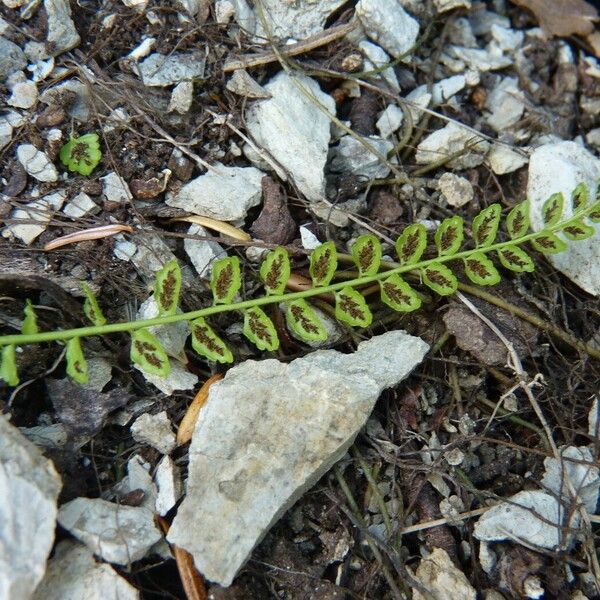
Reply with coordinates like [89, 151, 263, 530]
[59, 133, 102, 176]
[1, 183, 599, 386]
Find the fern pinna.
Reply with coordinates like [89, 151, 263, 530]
[1, 183, 599, 386]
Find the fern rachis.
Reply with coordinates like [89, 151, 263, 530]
[1, 183, 599, 385]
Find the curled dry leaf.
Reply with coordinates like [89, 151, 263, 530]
[44, 224, 133, 251]
[250, 176, 296, 245]
[509, 0, 598, 39]
[177, 374, 223, 446]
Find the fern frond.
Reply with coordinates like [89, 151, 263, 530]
[1, 183, 599, 385]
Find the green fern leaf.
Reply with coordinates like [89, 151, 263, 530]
[335, 287, 372, 327]
[473, 204, 501, 247]
[396, 223, 427, 265]
[130, 328, 170, 377]
[352, 234, 382, 276]
[572, 182, 588, 211]
[380, 274, 421, 312]
[243, 306, 279, 351]
[309, 241, 337, 287]
[434, 216, 464, 257]
[588, 200, 600, 223]
[422, 263, 458, 296]
[22, 299, 38, 335]
[59, 133, 102, 176]
[531, 232, 568, 254]
[464, 252, 501, 286]
[541, 192, 564, 226]
[561, 220, 596, 241]
[285, 299, 328, 342]
[260, 247, 290, 295]
[497, 246, 535, 272]
[190, 317, 234, 363]
[0, 345, 19, 386]
[211, 256, 241, 305]
[66, 337, 88, 384]
[506, 201, 530, 239]
[82, 283, 107, 326]
[155, 259, 182, 317]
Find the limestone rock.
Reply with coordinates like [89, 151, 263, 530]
[434, 0, 471, 12]
[330, 134, 394, 180]
[0, 36, 26, 81]
[412, 548, 476, 600]
[44, 0, 81, 55]
[32, 541, 139, 600]
[474, 490, 578, 549]
[101, 171, 133, 203]
[40, 79, 91, 122]
[8, 80, 38, 109]
[63, 192, 97, 218]
[404, 87, 432, 124]
[130, 411, 176, 455]
[485, 77, 524, 132]
[487, 144, 528, 175]
[167, 330, 429, 585]
[122, 0, 147, 9]
[416, 122, 490, 169]
[245, 71, 334, 202]
[528, 141, 600, 296]
[447, 46, 512, 72]
[438, 172, 473, 207]
[0, 118, 13, 150]
[541, 446, 599, 514]
[358, 41, 400, 91]
[166, 165, 263, 220]
[115, 455, 157, 511]
[138, 53, 205, 86]
[0, 416, 62, 600]
[310, 197, 366, 228]
[57, 497, 162, 565]
[168, 80, 194, 114]
[114, 231, 178, 282]
[17, 143, 58, 182]
[217, 0, 254, 30]
[184, 223, 225, 276]
[226, 69, 271, 99]
[356, 0, 419, 59]
[429, 75, 466, 106]
[19, 423, 68, 449]
[155, 456, 183, 516]
[376, 104, 404, 139]
[3, 191, 66, 244]
[253, 0, 347, 41]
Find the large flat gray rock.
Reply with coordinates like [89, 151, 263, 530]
[0, 416, 62, 599]
[245, 71, 334, 202]
[168, 330, 428, 585]
[166, 165, 264, 221]
[528, 141, 600, 296]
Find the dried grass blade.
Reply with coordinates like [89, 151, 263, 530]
[170, 215, 251, 241]
[43, 224, 133, 251]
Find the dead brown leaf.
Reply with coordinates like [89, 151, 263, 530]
[157, 517, 208, 600]
[176, 374, 223, 446]
[510, 0, 598, 37]
[250, 176, 296, 245]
